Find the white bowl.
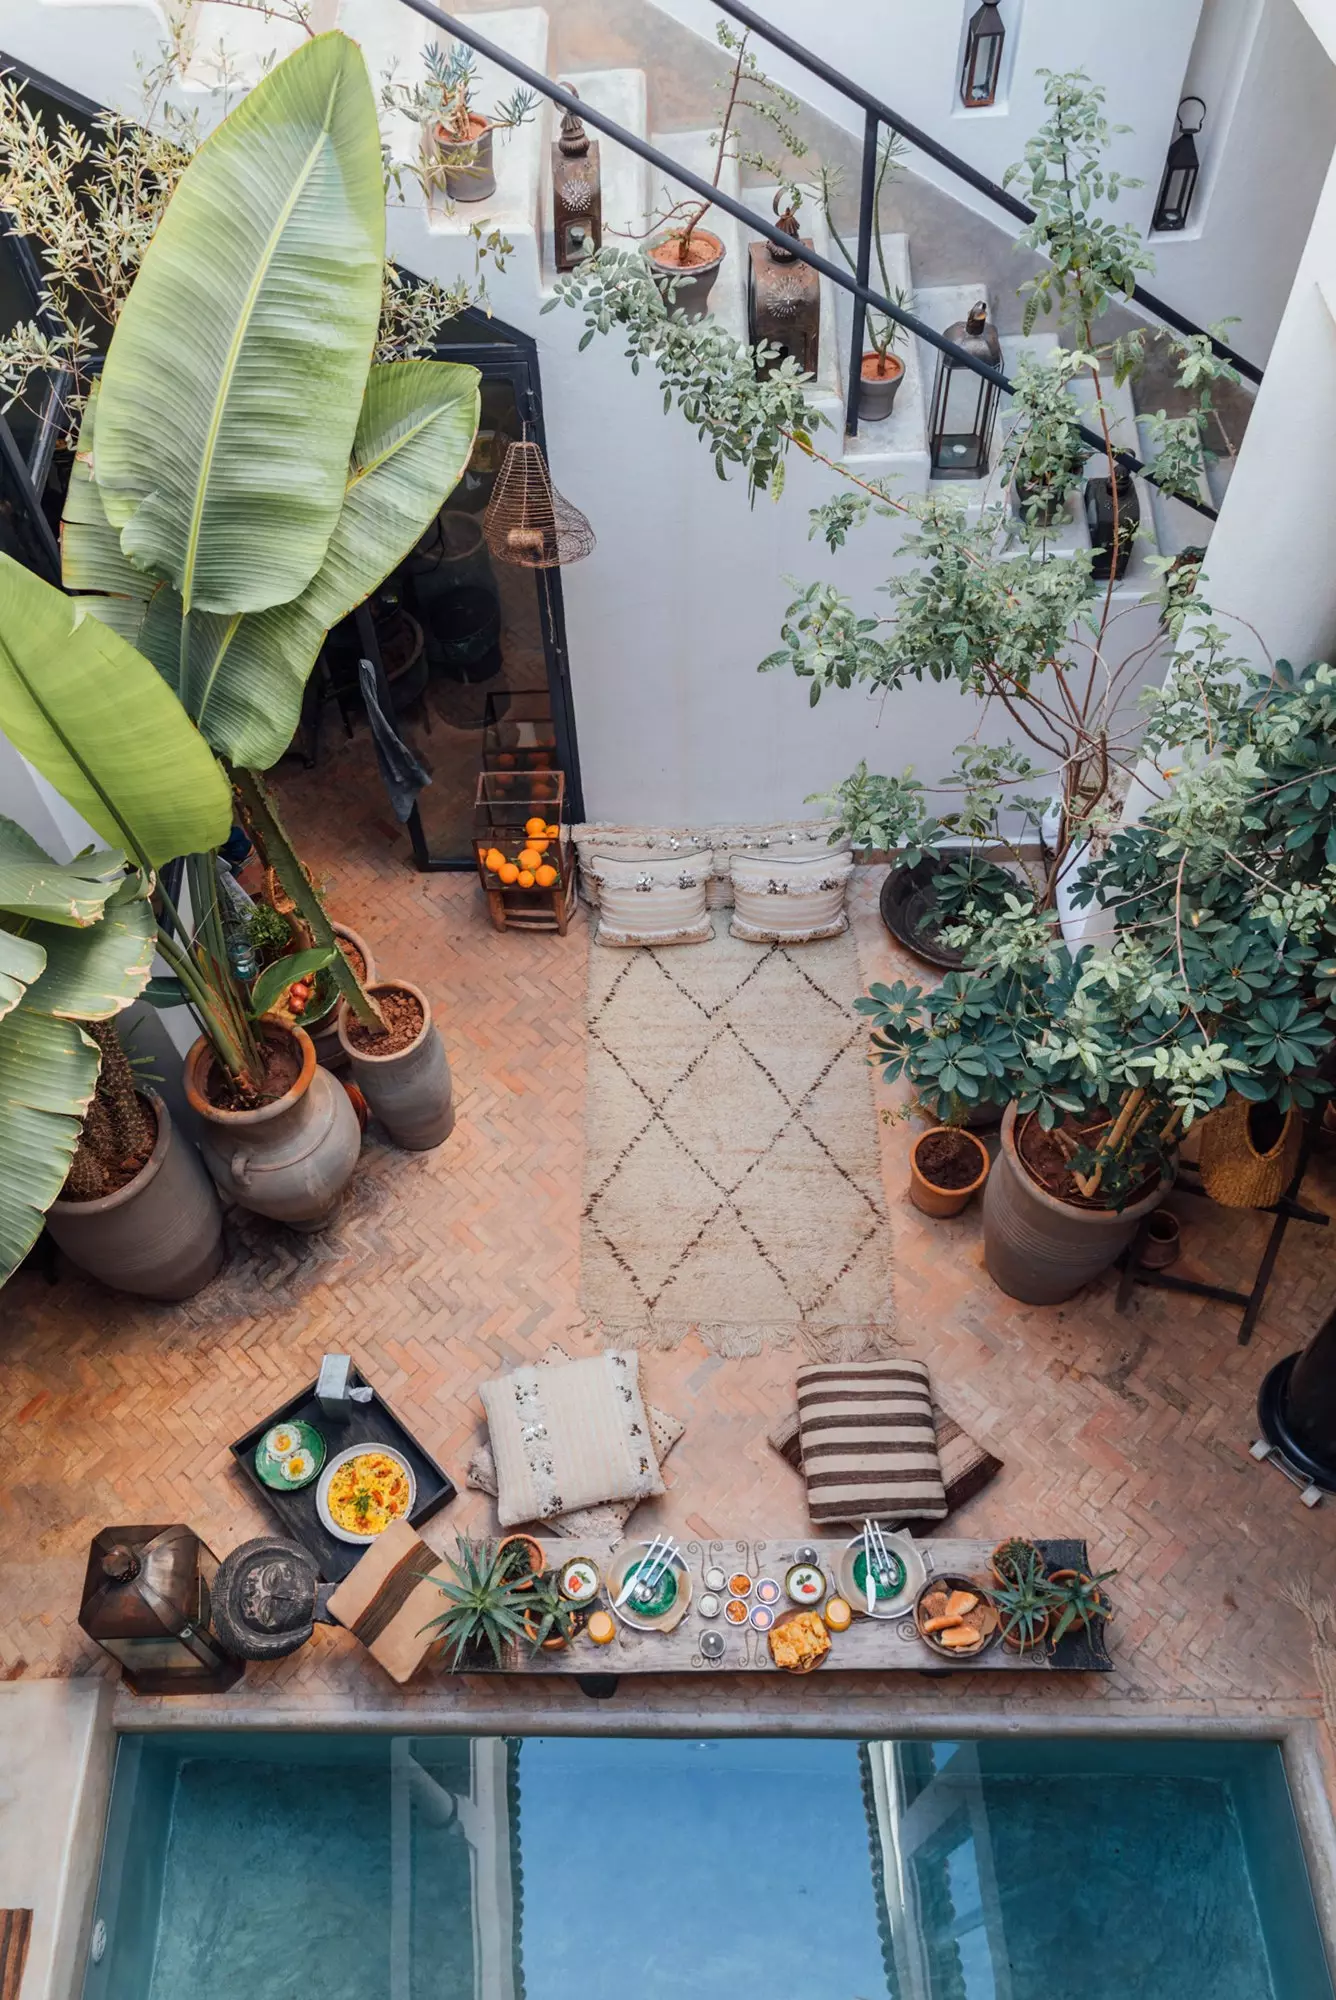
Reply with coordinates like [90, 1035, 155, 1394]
[316, 1443, 417, 1545]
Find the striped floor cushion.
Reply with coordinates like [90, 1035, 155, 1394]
[768, 1401, 1001, 1522]
[795, 1358, 948, 1525]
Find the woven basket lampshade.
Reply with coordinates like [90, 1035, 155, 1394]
[483, 435, 595, 568]
[1198, 1092, 1302, 1209]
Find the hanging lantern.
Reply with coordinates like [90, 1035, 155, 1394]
[1084, 468, 1141, 582]
[1152, 97, 1205, 232]
[77, 1524, 243, 1695]
[483, 434, 595, 568]
[552, 88, 602, 272]
[960, 2, 1005, 109]
[748, 204, 821, 380]
[928, 301, 1002, 479]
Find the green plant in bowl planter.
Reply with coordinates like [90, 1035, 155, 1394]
[420, 1536, 530, 1669]
[993, 1567, 1051, 1652]
[1046, 1567, 1117, 1645]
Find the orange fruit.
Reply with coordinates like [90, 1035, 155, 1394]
[517, 869, 535, 888]
[535, 864, 557, 888]
[498, 862, 520, 885]
[525, 816, 547, 837]
[544, 824, 560, 839]
[484, 848, 505, 873]
[517, 847, 541, 871]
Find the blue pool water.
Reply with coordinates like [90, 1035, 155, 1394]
[84, 1733, 1333, 2000]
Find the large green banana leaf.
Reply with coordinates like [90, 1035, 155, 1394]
[77, 361, 481, 768]
[0, 929, 45, 1023]
[0, 1006, 99, 1281]
[60, 387, 158, 644]
[0, 554, 231, 868]
[93, 32, 385, 617]
[0, 818, 130, 926]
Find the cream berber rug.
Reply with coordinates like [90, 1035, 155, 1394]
[580, 915, 897, 1357]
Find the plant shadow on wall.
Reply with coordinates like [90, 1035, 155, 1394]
[0, 26, 482, 1293]
[548, 66, 1336, 1302]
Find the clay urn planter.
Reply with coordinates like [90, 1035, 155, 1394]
[433, 112, 496, 201]
[46, 1090, 224, 1299]
[982, 1103, 1167, 1305]
[908, 1125, 990, 1218]
[336, 978, 454, 1152]
[859, 350, 905, 421]
[648, 228, 726, 319]
[185, 1024, 361, 1232]
[306, 924, 378, 1073]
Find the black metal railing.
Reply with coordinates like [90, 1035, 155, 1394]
[397, 0, 1228, 521]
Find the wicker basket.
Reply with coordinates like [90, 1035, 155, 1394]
[1197, 1094, 1302, 1209]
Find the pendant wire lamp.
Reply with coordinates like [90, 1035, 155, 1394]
[483, 427, 596, 568]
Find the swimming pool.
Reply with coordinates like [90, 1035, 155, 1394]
[83, 1733, 1333, 1999]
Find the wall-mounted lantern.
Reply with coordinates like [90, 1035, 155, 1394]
[552, 89, 602, 271]
[960, 2, 1005, 109]
[748, 205, 821, 380]
[929, 301, 1002, 478]
[1152, 97, 1205, 233]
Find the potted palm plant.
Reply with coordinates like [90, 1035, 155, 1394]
[419, 1536, 531, 1669]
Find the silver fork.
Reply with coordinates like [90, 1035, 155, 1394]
[868, 1520, 901, 1605]
[614, 1535, 667, 1609]
[634, 1535, 680, 1604]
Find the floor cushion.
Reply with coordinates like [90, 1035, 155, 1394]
[769, 1398, 1001, 1522]
[729, 850, 854, 944]
[479, 1349, 666, 1526]
[585, 852, 714, 947]
[326, 1518, 450, 1685]
[794, 1357, 948, 1525]
[573, 821, 846, 908]
[467, 1344, 684, 1537]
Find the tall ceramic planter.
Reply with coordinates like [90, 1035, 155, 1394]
[336, 979, 454, 1151]
[46, 1092, 224, 1300]
[983, 1103, 1166, 1305]
[308, 924, 378, 1074]
[185, 1026, 361, 1232]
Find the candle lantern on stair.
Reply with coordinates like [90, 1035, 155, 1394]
[1152, 97, 1205, 233]
[748, 202, 820, 380]
[77, 1524, 243, 1694]
[960, 1, 1006, 108]
[928, 300, 1002, 478]
[552, 88, 602, 271]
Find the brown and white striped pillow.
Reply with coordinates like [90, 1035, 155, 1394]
[795, 1358, 947, 1525]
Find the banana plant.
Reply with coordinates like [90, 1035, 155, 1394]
[59, 33, 480, 1026]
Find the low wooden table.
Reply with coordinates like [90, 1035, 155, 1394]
[486, 1534, 1112, 1684]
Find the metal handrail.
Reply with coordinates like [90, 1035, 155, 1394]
[395, 0, 1218, 520]
[709, 0, 1264, 388]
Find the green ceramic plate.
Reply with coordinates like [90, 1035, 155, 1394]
[255, 1420, 327, 1492]
[620, 1555, 679, 1619]
[851, 1545, 905, 1605]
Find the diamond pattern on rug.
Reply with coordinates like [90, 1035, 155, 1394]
[581, 915, 896, 1357]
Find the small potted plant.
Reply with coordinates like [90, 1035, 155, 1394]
[908, 1123, 990, 1217]
[497, 1533, 545, 1587]
[993, 1565, 1051, 1653]
[990, 1536, 1042, 1588]
[815, 138, 912, 421]
[419, 1537, 531, 1669]
[1045, 1566, 1116, 1644]
[522, 1575, 583, 1653]
[387, 41, 537, 204]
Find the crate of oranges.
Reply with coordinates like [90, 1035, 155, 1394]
[473, 773, 572, 932]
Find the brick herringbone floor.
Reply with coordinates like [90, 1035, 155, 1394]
[3, 780, 1335, 1732]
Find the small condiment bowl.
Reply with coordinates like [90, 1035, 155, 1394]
[754, 1578, 781, 1607]
[750, 1604, 775, 1632]
[727, 1572, 753, 1599]
[698, 1593, 721, 1620]
[724, 1598, 749, 1625]
[704, 1566, 728, 1593]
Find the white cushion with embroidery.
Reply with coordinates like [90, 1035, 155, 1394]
[586, 851, 715, 946]
[573, 822, 847, 906]
[729, 850, 854, 943]
[479, 1350, 666, 1527]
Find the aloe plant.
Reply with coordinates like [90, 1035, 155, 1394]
[992, 1567, 1051, 1651]
[523, 1575, 581, 1653]
[419, 1537, 532, 1669]
[1046, 1567, 1117, 1646]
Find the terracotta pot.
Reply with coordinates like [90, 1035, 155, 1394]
[522, 1611, 571, 1652]
[1046, 1569, 1112, 1632]
[1002, 1610, 1050, 1653]
[858, 351, 904, 422]
[185, 1025, 361, 1232]
[47, 1091, 224, 1300]
[433, 112, 495, 201]
[909, 1125, 990, 1218]
[308, 924, 378, 1073]
[982, 1103, 1167, 1305]
[989, 1539, 1041, 1589]
[498, 1534, 544, 1586]
[336, 979, 454, 1152]
[1140, 1207, 1181, 1271]
[648, 229, 725, 319]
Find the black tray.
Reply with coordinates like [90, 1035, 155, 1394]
[230, 1367, 456, 1581]
[1037, 1538, 1113, 1671]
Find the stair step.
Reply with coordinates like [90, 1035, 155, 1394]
[647, 126, 745, 342]
[554, 69, 649, 277]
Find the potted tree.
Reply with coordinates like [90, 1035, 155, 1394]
[815, 136, 912, 421]
[384, 40, 537, 205]
[419, 1536, 531, 1669]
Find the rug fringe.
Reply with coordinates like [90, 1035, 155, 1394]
[583, 1314, 901, 1361]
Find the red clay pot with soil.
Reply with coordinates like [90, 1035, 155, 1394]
[908, 1125, 990, 1218]
[306, 923, 378, 1073]
[185, 1023, 361, 1232]
[336, 979, 455, 1152]
[982, 1102, 1168, 1305]
[859, 350, 905, 422]
[648, 228, 726, 318]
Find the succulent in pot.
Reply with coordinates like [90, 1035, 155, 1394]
[990, 1537, 1042, 1588]
[814, 137, 913, 421]
[1046, 1567, 1116, 1644]
[419, 1536, 531, 1669]
[993, 1566, 1051, 1653]
[497, 1533, 545, 1587]
[384, 40, 538, 204]
[522, 1575, 583, 1653]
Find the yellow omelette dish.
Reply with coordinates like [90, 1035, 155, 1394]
[327, 1451, 411, 1536]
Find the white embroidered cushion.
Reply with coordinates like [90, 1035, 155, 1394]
[729, 851, 854, 943]
[479, 1351, 666, 1527]
[587, 851, 714, 946]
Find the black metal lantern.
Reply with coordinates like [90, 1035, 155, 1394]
[77, 1524, 243, 1695]
[960, 2, 1005, 109]
[929, 301, 1002, 478]
[748, 206, 821, 380]
[1152, 97, 1205, 232]
[1084, 468, 1140, 582]
[552, 89, 602, 272]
